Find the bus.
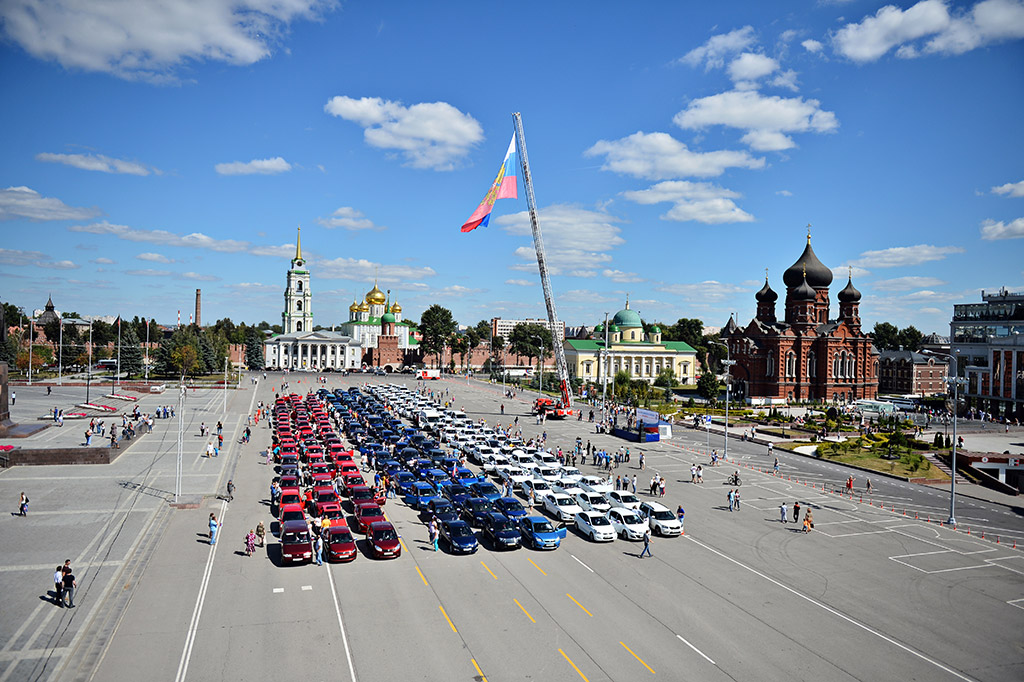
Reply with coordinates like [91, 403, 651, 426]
[878, 395, 922, 411]
[95, 359, 118, 371]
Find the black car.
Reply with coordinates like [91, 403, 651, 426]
[460, 497, 496, 527]
[425, 498, 460, 523]
[481, 512, 521, 550]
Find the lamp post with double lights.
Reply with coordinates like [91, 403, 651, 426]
[922, 349, 965, 526]
[712, 341, 736, 461]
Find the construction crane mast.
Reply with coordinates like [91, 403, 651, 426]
[513, 112, 573, 413]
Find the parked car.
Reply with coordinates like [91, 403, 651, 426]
[481, 512, 521, 550]
[352, 502, 386, 533]
[574, 511, 616, 542]
[604, 490, 642, 510]
[518, 515, 567, 550]
[324, 524, 358, 562]
[607, 507, 647, 540]
[638, 501, 682, 536]
[368, 521, 401, 559]
[542, 493, 583, 524]
[460, 497, 497, 527]
[439, 519, 479, 554]
[280, 519, 313, 565]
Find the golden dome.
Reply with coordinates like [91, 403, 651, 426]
[348, 299, 359, 313]
[365, 282, 386, 305]
[358, 300, 370, 312]
[390, 301, 402, 313]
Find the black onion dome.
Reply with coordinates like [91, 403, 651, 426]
[755, 278, 778, 303]
[783, 239, 833, 289]
[838, 276, 861, 303]
[793, 274, 817, 301]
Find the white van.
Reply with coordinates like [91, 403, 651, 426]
[417, 409, 442, 432]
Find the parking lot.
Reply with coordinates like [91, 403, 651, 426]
[3, 372, 1023, 682]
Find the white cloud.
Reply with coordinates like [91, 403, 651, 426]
[656, 280, 749, 302]
[681, 26, 757, 70]
[496, 204, 624, 275]
[0, 248, 47, 265]
[980, 217, 1024, 239]
[848, 244, 965, 268]
[621, 180, 754, 224]
[90, 257, 115, 264]
[505, 279, 535, 287]
[584, 131, 764, 180]
[992, 180, 1024, 197]
[0, 186, 101, 221]
[315, 257, 437, 282]
[49, 260, 80, 270]
[771, 69, 800, 91]
[870, 275, 947, 291]
[833, 0, 1024, 63]
[675, 90, 838, 151]
[802, 39, 825, 53]
[214, 157, 291, 176]
[35, 152, 158, 176]
[124, 268, 219, 281]
[181, 272, 219, 281]
[728, 52, 779, 81]
[136, 252, 173, 263]
[324, 95, 483, 170]
[0, 0, 335, 82]
[316, 206, 384, 231]
[68, 220, 294, 257]
[776, 189, 793, 197]
[601, 269, 645, 283]
[832, 265, 872, 279]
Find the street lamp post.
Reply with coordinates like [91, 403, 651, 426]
[712, 341, 736, 461]
[600, 312, 610, 424]
[922, 349, 964, 526]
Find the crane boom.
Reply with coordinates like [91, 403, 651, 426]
[513, 112, 573, 412]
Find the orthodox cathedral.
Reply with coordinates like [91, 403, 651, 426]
[721, 231, 879, 404]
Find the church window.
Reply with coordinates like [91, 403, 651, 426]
[785, 351, 796, 377]
[846, 353, 854, 377]
[297, 281, 303, 292]
[807, 351, 816, 378]
[296, 300, 302, 311]
[297, 322, 303, 332]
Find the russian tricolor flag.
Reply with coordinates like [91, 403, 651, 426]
[460, 134, 518, 233]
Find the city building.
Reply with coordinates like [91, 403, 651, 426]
[564, 299, 697, 385]
[951, 288, 1024, 420]
[721, 232, 879, 404]
[282, 227, 313, 334]
[337, 283, 421, 368]
[491, 317, 565, 343]
[878, 350, 948, 396]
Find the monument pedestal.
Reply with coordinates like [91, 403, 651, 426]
[0, 362, 48, 438]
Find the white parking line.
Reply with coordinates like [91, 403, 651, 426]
[273, 588, 284, 593]
[301, 585, 313, 591]
[175, 497, 227, 682]
[676, 634, 716, 665]
[570, 554, 594, 573]
[326, 565, 358, 682]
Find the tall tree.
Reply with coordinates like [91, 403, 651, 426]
[245, 328, 265, 370]
[697, 372, 720, 403]
[419, 305, 457, 368]
[451, 334, 470, 370]
[119, 323, 144, 377]
[897, 325, 924, 352]
[466, 327, 481, 365]
[473, 319, 491, 340]
[872, 322, 899, 351]
[508, 322, 553, 374]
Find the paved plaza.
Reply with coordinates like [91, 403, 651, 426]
[1, 373, 1023, 682]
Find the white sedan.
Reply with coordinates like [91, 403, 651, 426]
[559, 466, 583, 483]
[574, 511, 616, 542]
[579, 475, 613, 494]
[499, 466, 532, 490]
[537, 466, 563, 483]
[542, 493, 583, 523]
[608, 507, 647, 540]
[575, 491, 611, 513]
[521, 478, 552, 500]
[604, 490, 642, 510]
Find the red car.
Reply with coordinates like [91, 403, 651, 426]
[325, 524, 358, 562]
[368, 521, 401, 559]
[280, 519, 313, 565]
[279, 475, 300, 491]
[352, 502, 386, 533]
[348, 485, 374, 508]
[341, 474, 365, 495]
[279, 487, 302, 508]
[278, 502, 305, 526]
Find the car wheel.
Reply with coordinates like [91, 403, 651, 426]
[589, 531, 595, 542]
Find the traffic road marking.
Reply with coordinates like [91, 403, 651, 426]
[439, 605, 458, 633]
[566, 593, 593, 617]
[471, 658, 489, 682]
[514, 598, 536, 623]
[621, 641, 656, 674]
[558, 649, 590, 682]
[301, 585, 313, 591]
[416, 566, 429, 586]
[273, 588, 284, 593]
[526, 557, 546, 575]
[570, 554, 594, 572]
[676, 634, 715, 664]
[480, 561, 498, 579]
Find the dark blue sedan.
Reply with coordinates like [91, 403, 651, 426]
[481, 512, 521, 550]
[425, 498, 460, 523]
[460, 497, 496, 527]
[494, 496, 527, 521]
[440, 520, 479, 554]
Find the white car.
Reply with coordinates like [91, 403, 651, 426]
[542, 493, 583, 523]
[522, 478, 553, 500]
[608, 507, 647, 540]
[483, 453, 510, 475]
[574, 511, 616, 542]
[579, 476, 613, 494]
[638, 501, 682, 537]
[537, 467, 563, 483]
[604, 490, 642, 510]
[533, 452, 560, 467]
[499, 466, 531, 490]
[473, 445, 498, 466]
[575, 491, 611, 513]
[559, 466, 583, 483]
[554, 479, 584, 497]
[511, 452, 536, 469]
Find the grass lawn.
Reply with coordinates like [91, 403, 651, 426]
[791, 440, 951, 480]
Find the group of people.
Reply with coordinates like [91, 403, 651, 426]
[52, 560, 77, 608]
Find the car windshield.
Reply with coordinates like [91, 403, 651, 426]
[492, 520, 513, 532]
[450, 525, 474, 537]
[618, 493, 638, 503]
[359, 506, 381, 517]
[533, 481, 549, 489]
[556, 498, 573, 507]
[373, 528, 398, 541]
[621, 514, 642, 525]
[282, 531, 309, 544]
[331, 530, 354, 543]
[281, 494, 301, 505]
[590, 516, 611, 526]
[281, 511, 304, 522]
[433, 501, 452, 512]
[470, 500, 494, 512]
[532, 521, 555, 533]
[652, 510, 675, 521]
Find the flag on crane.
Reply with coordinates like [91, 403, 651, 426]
[460, 134, 518, 232]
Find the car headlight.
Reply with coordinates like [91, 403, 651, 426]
[374, 545, 383, 552]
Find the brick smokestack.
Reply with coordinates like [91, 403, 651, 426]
[195, 289, 202, 327]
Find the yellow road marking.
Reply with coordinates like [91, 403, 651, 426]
[621, 641, 656, 674]
[439, 605, 458, 633]
[566, 593, 593, 617]
[399, 538, 408, 553]
[559, 648, 590, 682]
[471, 658, 488, 682]
[514, 598, 536, 623]
[527, 557, 546, 575]
[480, 561, 498, 579]
[416, 566, 429, 586]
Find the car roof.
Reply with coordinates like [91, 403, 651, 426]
[641, 501, 670, 512]
[281, 519, 309, 532]
[369, 521, 394, 531]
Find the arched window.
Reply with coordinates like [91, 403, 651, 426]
[296, 322, 303, 332]
[846, 353, 854, 378]
[296, 300, 303, 311]
[297, 280, 303, 292]
[807, 351, 816, 378]
[786, 351, 796, 377]
[833, 353, 839, 378]
[767, 355, 774, 376]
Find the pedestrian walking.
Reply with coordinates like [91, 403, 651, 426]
[690, 464, 697, 483]
[209, 513, 219, 545]
[84, 429, 92, 446]
[206, 442, 214, 458]
[639, 529, 652, 558]
[245, 530, 256, 556]
[659, 476, 666, 497]
[18, 492, 29, 516]
[313, 534, 323, 565]
[792, 501, 801, 523]
[866, 479, 873, 495]
[10, 391, 14, 405]
[803, 509, 814, 533]
[62, 569, 77, 607]
[631, 475, 637, 493]
[696, 465, 703, 484]
[256, 521, 266, 547]
[429, 518, 439, 552]
[53, 565, 64, 605]
[676, 505, 685, 533]
[734, 489, 741, 510]
[728, 489, 735, 512]
[780, 503, 788, 523]
[226, 479, 235, 502]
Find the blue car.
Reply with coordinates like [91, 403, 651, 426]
[404, 481, 439, 510]
[424, 498, 460, 523]
[394, 471, 418, 496]
[519, 515, 567, 550]
[440, 520, 479, 554]
[422, 468, 449, 489]
[481, 512, 521, 550]
[494, 496, 527, 521]
[444, 484, 473, 507]
[470, 481, 502, 502]
[453, 467, 479, 485]
[460, 497, 497, 527]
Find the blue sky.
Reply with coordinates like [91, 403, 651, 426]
[1, 0, 1022, 336]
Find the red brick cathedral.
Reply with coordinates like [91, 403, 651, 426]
[721, 233, 878, 404]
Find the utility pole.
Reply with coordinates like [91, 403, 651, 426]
[223, 357, 228, 415]
[28, 316, 33, 386]
[600, 312, 610, 422]
[144, 319, 150, 382]
[86, 320, 92, 404]
[57, 319, 63, 386]
[116, 318, 121, 390]
[713, 341, 736, 461]
[176, 379, 184, 503]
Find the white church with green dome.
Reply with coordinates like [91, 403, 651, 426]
[337, 281, 419, 356]
[563, 298, 698, 385]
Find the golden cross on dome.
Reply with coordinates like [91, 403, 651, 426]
[806, 223, 812, 243]
[765, 267, 769, 280]
[848, 265, 853, 279]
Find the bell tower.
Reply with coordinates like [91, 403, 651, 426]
[283, 226, 313, 334]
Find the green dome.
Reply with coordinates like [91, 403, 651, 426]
[381, 312, 396, 323]
[609, 324, 621, 333]
[612, 303, 642, 328]
[651, 325, 661, 333]
[594, 323, 605, 332]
